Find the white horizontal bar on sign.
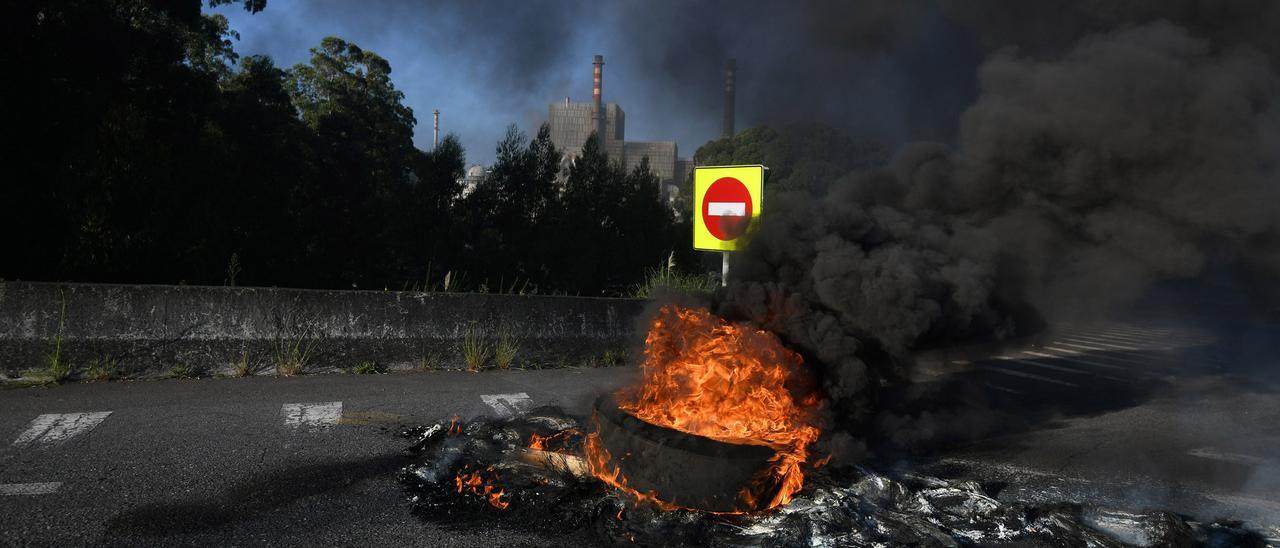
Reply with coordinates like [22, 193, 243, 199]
[707, 202, 746, 216]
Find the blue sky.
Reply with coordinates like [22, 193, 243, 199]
[208, 1, 980, 166]
[210, 0, 725, 166]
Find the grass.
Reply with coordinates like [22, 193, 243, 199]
[225, 252, 242, 287]
[417, 353, 441, 372]
[273, 335, 316, 377]
[166, 362, 197, 379]
[493, 327, 520, 370]
[462, 323, 491, 372]
[352, 360, 380, 374]
[232, 348, 255, 378]
[632, 258, 715, 298]
[31, 290, 73, 385]
[85, 356, 120, 381]
[602, 349, 626, 367]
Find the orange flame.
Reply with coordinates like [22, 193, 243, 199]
[454, 465, 509, 510]
[527, 428, 579, 451]
[587, 305, 823, 512]
[447, 415, 462, 435]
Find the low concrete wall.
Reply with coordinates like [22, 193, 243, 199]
[0, 282, 646, 379]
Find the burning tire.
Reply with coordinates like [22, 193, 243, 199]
[591, 393, 779, 512]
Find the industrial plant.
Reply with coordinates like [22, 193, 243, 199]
[548, 54, 705, 200]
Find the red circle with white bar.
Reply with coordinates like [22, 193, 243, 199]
[701, 177, 753, 241]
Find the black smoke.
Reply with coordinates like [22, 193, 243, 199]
[717, 15, 1280, 438]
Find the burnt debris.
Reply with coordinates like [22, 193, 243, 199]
[399, 409, 1266, 547]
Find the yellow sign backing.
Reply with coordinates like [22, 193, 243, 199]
[693, 165, 764, 251]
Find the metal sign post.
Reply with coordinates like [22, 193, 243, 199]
[722, 252, 730, 286]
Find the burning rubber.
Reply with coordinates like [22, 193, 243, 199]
[397, 305, 1268, 546]
[590, 393, 778, 512]
[398, 408, 1266, 547]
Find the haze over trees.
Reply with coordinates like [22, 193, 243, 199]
[2, 0, 882, 295]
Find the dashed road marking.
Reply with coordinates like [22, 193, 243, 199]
[1001, 355, 1127, 382]
[281, 402, 343, 429]
[1060, 333, 1156, 348]
[986, 366, 1080, 387]
[1047, 340, 1149, 355]
[1055, 336, 1146, 351]
[1040, 346, 1151, 365]
[1023, 350, 1128, 371]
[998, 356, 1094, 375]
[0, 482, 62, 495]
[1188, 447, 1270, 466]
[480, 393, 533, 418]
[12, 412, 112, 448]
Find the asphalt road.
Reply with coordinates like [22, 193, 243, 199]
[915, 319, 1280, 537]
[0, 367, 634, 546]
[2, 319, 1278, 546]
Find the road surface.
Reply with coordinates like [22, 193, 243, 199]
[2, 319, 1278, 545]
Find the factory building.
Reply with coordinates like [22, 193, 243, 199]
[548, 55, 693, 199]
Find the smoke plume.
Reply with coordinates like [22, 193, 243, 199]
[719, 18, 1280, 431]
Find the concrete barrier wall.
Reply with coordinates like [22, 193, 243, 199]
[0, 282, 647, 378]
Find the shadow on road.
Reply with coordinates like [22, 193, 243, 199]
[105, 453, 415, 538]
[865, 341, 1242, 460]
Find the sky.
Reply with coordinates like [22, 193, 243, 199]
[207, 0, 983, 166]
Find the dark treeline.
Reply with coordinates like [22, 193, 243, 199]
[2, 0, 684, 295]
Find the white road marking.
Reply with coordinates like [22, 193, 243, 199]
[1106, 325, 1174, 337]
[1070, 330, 1177, 343]
[1061, 330, 1160, 345]
[1002, 355, 1127, 382]
[480, 393, 533, 418]
[1054, 337, 1146, 351]
[706, 202, 746, 216]
[1188, 447, 1271, 466]
[1074, 329, 1214, 347]
[1023, 350, 1128, 371]
[1048, 340, 1148, 355]
[0, 482, 62, 495]
[12, 412, 112, 447]
[1041, 346, 1152, 365]
[987, 366, 1080, 387]
[281, 402, 343, 428]
[998, 356, 1093, 375]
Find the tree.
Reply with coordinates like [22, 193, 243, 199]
[693, 123, 889, 196]
[286, 36, 422, 288]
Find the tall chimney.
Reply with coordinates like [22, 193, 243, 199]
[592, 55, 605, 142]
[432, 109, 440, 150]
[722, 59, 736, 139]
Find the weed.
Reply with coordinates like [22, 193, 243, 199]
[352, 360, 380, 374]
[86, 356, 120, 381]
[226, 252, 242, 287]
[33, 290, 73, 384]
[493, 327, 520, 370]
[232, 348, 256, 378]
[273, 335, 315, 377]
[632, 254, 715, 298]
[462, 323, 491, 372]
[417, 353, 440, 372]
[166, 362, 197, 379]
[602, 349, 626, 367]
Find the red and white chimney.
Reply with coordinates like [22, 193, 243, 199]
[592, 54, 605, 141]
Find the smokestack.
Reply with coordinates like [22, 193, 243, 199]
[593, 54, 605, 141]
[432, 109, 439, 150]
[723, 59, 736, 139]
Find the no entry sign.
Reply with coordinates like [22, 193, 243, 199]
[693, 165, 764, 251]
